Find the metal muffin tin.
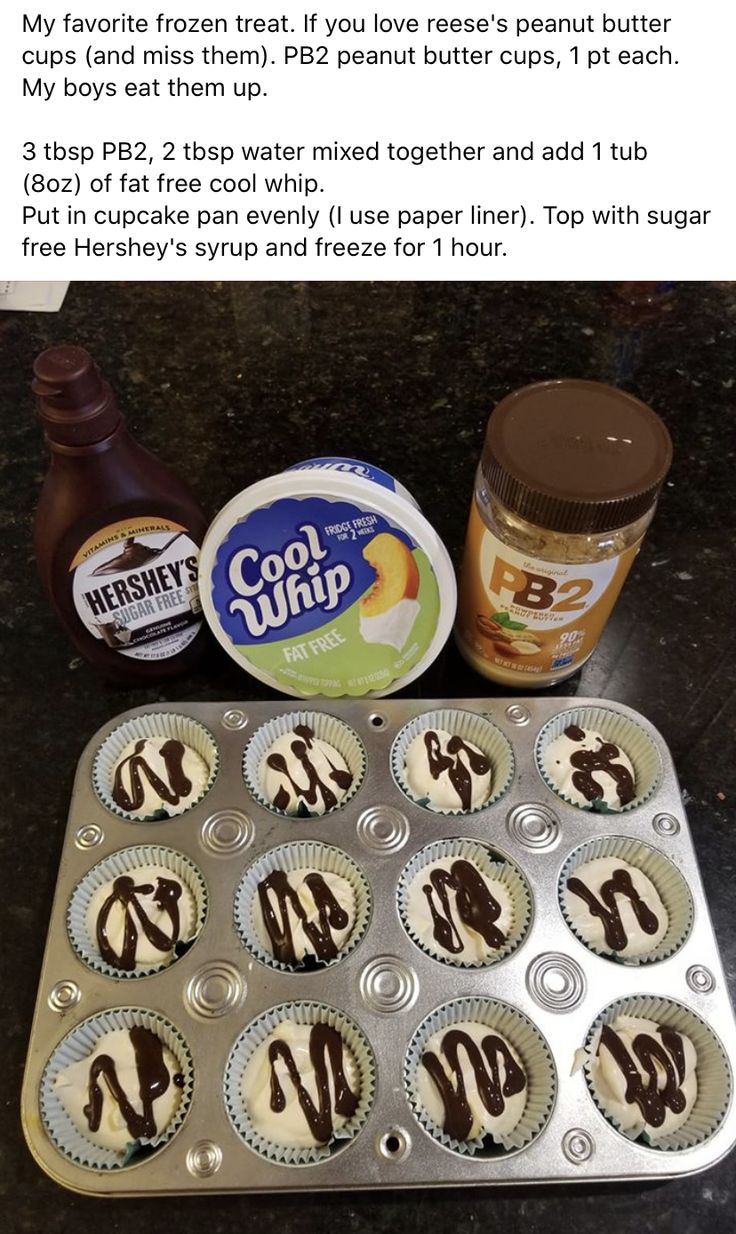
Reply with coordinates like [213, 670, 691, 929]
[21, 697, 736, 1194]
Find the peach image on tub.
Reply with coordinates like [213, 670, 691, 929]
[359, 533, 421, 651]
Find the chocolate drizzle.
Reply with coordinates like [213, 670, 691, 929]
[272, 785, 291, 811]
[112, 739, 194, 812]
[83, 1025, 179, 1141]
[567, 867, 659, 952]
[563, 726, 636, 807]
[95, 874, 183, 970]
[268, 1023, 359, 1143]
[265, 725, 353, 814]
[422, 732, 491, 812]
[422, 859, 507, 953]
[421, 1029, 526, 1141]
[257, 869, 350, 965]
[598, 1023, 688, 1128]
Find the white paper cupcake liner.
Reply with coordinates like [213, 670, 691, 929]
[404, 997, 556, 1157]
[391, 709, 515, 815]
[243, 711, 366, 819]
[397, 838, 531, 968]
[93, 712, 219, 822]
[224, 1001, 375, 1166]
[67, 846, 208, 978]
[535, 706, 661, 814]
[583, 995, 732, 1151]
[234, 842, 372, 972]
[39, 1007, 194, 1171]
[559, 836, 693, 966]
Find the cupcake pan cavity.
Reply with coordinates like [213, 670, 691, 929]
[398, 838, 532, 968]
[22, 698, 736, 1195]
[559, 836, 693, 966]
[404, 997, 556, 1156]
[243, 711, 366, 819]
[39, 1007, 194, 1171]
[224, 1001, 376, 1165]
[391, 708, 514, 815]
[583, 995, 732, 1151]
[234, 842, 372, 972]
[67, 845, 208, 978]
[93, 712, 219, 822]
[534, 705, 662, 815]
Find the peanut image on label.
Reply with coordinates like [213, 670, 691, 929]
[476, 612, 544, 658]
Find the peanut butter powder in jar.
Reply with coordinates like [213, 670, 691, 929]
[455, 379, 673, 687]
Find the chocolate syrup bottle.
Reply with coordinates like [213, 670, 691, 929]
[33, 345, 209, 681]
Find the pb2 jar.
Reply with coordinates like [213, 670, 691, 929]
[455, 380, 672, 688]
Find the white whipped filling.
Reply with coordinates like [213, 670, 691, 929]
[405, 858, 514, 963]
[261, 731, 352, 816]
[359, 597, 420, 651]
[86, 865, 197, 968]
[54, 1028, 182, 1153]
[564, 856, 668, 958]
[252, 866, 356, 962]
[112, 737, 210, 817]
[242, 1021, 360, 1149]
[417, 1021, 527, 1142]
[590, 1013, 697, 1141]
[404, 728, 492, 812]
[543, 727, 636, 811]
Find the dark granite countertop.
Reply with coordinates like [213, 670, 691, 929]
[1, 281, 734, 1232]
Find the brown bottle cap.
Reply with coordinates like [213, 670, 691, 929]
[33, 345, 122, 446]
[481, 379, 673, 533]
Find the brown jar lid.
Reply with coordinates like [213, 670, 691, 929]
[32, 345, 121, 446]
[481, 379, 673, 534]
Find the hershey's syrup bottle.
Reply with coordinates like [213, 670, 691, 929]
[33, 345, 209, 681]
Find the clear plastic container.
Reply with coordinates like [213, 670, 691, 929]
[455, 380, 672, 688]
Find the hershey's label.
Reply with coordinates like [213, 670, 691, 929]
[70, 517, 202, 661]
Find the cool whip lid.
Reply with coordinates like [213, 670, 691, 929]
[199, 459, 456, 698]
[286, 457, 419, 507]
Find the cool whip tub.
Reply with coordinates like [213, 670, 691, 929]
[199, 459, 456, 698]
[286, 457, 419, 506]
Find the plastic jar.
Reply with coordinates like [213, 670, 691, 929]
[455, 380, 673, 688]
[199, 456, 456, 697]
